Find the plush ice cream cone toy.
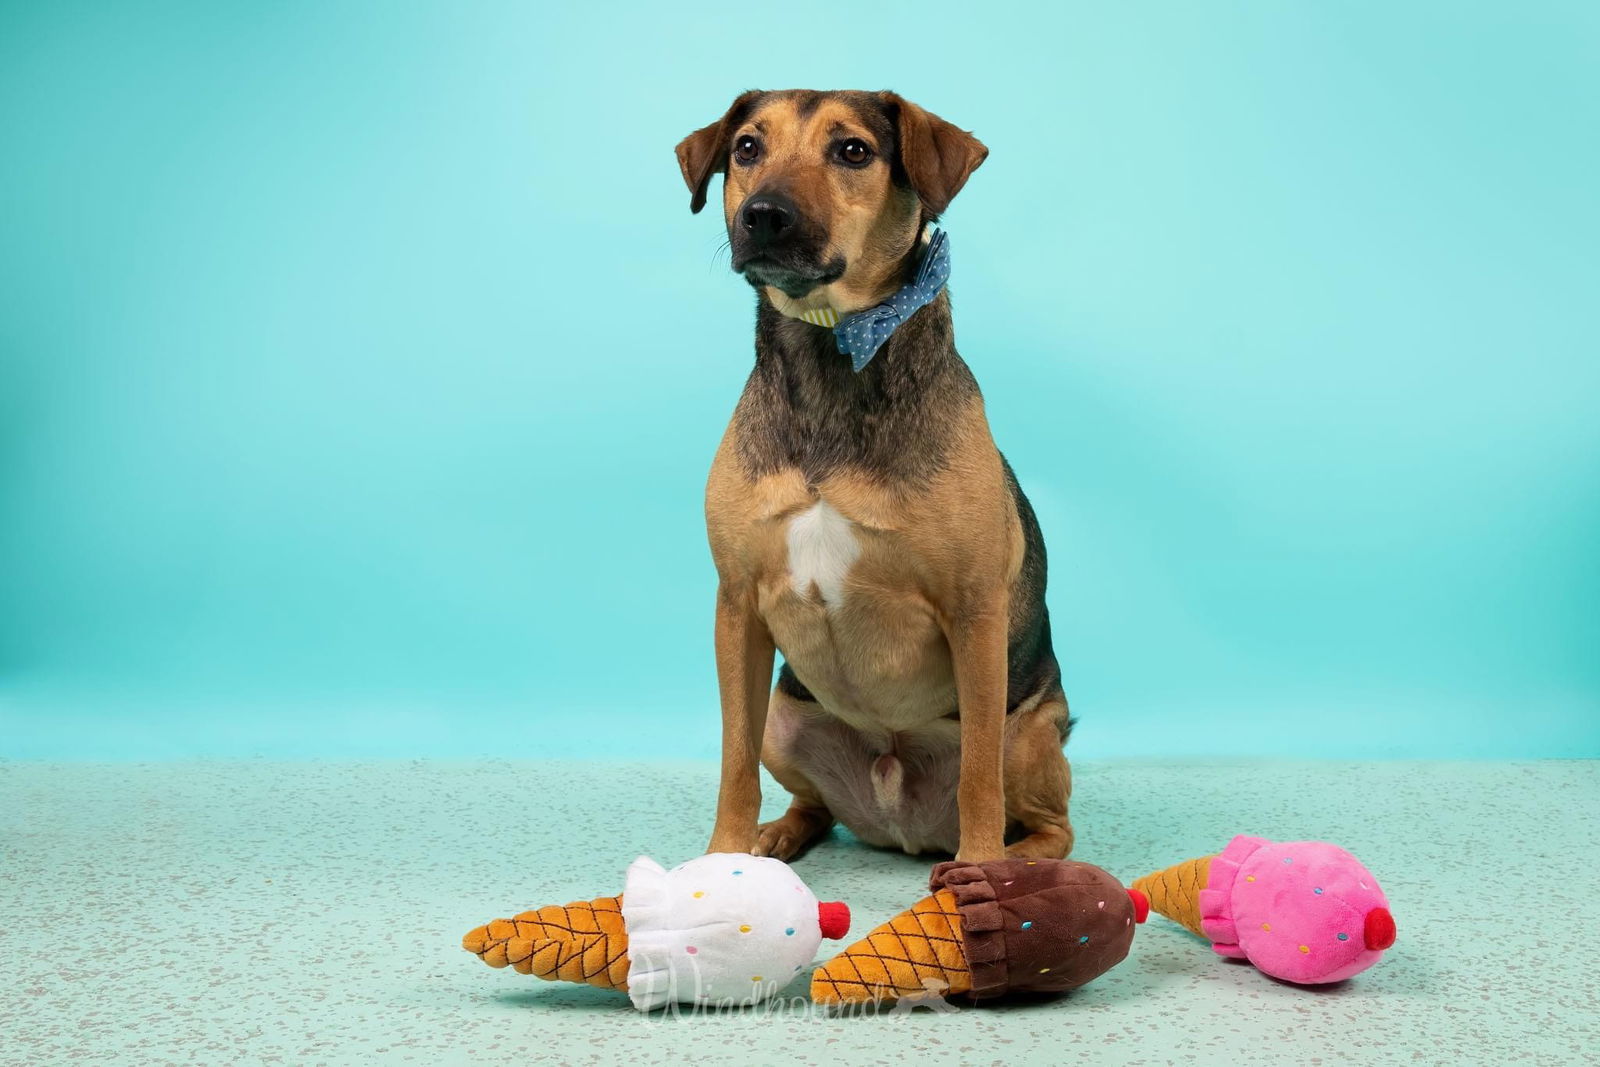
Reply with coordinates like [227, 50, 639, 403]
[811, 858, 1148, 1006]
[463, 891, 632, 990]
[1134, 835, 1396, 985]
[464, 853, 851, 1011]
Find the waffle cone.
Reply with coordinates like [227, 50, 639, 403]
[810, 888, 972, 1005]
[1132, 856, 1213, 937]
[462, 894, 630, 990]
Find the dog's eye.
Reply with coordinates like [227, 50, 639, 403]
[733, 135, 762, 164]
[837, 139, 873, 167]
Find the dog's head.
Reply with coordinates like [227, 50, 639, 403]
[675, 90, 987, 314]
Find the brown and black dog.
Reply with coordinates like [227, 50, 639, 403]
[678, 90, 1073, 865]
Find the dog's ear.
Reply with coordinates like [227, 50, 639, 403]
[880, 93, 988, 217]
[675, 90, 763, 214]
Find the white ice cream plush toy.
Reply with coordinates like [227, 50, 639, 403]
[463, 853, 852, 1011]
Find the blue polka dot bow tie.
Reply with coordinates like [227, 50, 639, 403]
[798, 228, 952, 372]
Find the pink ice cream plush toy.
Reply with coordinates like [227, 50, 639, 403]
[1134, 835, 1396, 985]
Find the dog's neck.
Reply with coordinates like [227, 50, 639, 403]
[731, 289, 979, 485]
[761, 225, 930, 325]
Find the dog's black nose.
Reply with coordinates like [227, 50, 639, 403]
[741, 195, 796, 246]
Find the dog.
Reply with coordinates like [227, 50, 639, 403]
[677, 90, 1073, 864]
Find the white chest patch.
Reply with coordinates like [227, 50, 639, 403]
[785, 500, 860, 609]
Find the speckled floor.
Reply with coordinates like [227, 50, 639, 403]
[2, 760, 1596, 1066]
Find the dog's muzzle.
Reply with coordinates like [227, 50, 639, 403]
[731, 191, 841, 298]
[740, 194, 797, 247]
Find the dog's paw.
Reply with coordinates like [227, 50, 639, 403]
[1003, 825, 1074, 860]
[752, 810, 831, 862]
[752, 821, 801, 861]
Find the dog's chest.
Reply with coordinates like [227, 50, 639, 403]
[704, 456, 961, 723]
[758, 492, 955, 728]
[783, 500, 860, 609]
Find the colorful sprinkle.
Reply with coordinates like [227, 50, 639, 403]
[1282, 857, 1293, 864]
[685, 946, 698, 954]
[1337, 933, 1350, 942]
[1026, 861, 1037, 866]
[784, 927, 795, 936]
[1020, 921, 1033, 930]
[1245, 876, 1256, 883]
[1002, 880, 1015, 887]
[1078, 936, 1090, 944]
[1039, 967, 1051, 973]
[1313, 887, 1324, 895]
[1097, 901, 1106, 909]
[1298, 945, 1310, 954]
[751, 975, 763, 982]
[738, 924, 752, 933]
[732, 870, 743, 876]
[1261, 923, 1271, 931]
[693, 891, 704, 899]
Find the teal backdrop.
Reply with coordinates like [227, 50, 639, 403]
[2, 1, 1596, 760]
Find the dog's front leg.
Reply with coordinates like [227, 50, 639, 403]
[707, 584, 776, 854]
[947, 598, 1009, 862]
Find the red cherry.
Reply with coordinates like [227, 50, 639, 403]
[1128, 888, 1150, 924]
[1364, 907, 1396, 950]
[818, 901, 851, 940]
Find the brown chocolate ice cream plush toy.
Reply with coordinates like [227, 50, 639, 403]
[811, 858, 1148, 1005]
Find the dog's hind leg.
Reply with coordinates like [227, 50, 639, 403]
[1002, 695, 1075, 859]
[753, 687, 836, 861]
